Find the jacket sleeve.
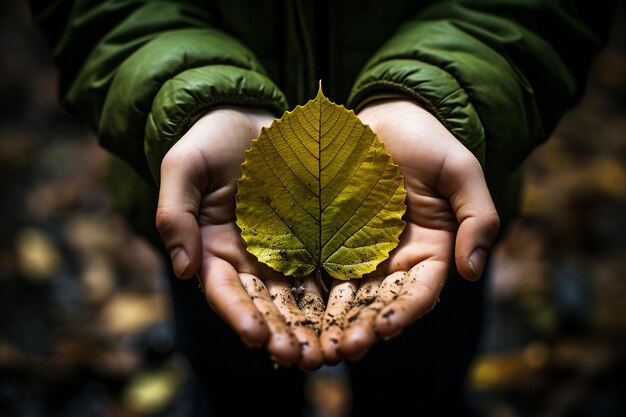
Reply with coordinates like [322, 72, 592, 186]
[347, 0, 615, 181]
[29, 0, 288, 184]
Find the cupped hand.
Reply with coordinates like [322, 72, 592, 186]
[155, 107, 325, 371]
[320, 99, 500, 363]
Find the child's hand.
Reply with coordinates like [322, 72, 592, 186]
[320, 99, 500, 363]
[155, 107, 325, 371]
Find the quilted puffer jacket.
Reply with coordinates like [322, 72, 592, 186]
[29, 0, 613, 245]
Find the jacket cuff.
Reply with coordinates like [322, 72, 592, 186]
[348, 59, 486, 168]
[97, 27, 286, 185]
[144, 65, 287, 183]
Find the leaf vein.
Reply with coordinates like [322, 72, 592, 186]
[320, 128, 371, 208]
[257, 134, 319, 221]
[321, 156, 397, 260]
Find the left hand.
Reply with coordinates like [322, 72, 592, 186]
[155, 107, 325, 371]
[319, 99, 500, 363]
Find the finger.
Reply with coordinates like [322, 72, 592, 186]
[156, 146, 207, 279]
[320, 279, 358, 364]
[374, 260, 449, 338]
[439, 156, 500, 281]
[240, 274, 301, 367]
[296, 276, 325, 334]
[455, 211, 500, 281]
[337, 276, 385, 360]
[266, 276, 324, 371]
[296, 276, 326, 370]
[201, 255, 270, 350]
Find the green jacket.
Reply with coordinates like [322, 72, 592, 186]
[30, 0, 613, 246]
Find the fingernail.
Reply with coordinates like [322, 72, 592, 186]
[381, 326, 402, 341]
[170, 247, 190, 278]
[468, 248, 487, 280]
[241, 337, 262, 349]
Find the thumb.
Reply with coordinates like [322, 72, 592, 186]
[454, 211, 500, 281]
[443, 157, 500, 281]
[155, 147, 205, 279]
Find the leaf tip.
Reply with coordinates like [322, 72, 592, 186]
[316, 79, 326, 100]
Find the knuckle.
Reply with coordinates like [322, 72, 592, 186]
[447, 152, 481, 176]
[160, 146, 190, 177]
[458, 155, 483, 176]
[484, 209, 501, 236]
[155, 206, 178, 235]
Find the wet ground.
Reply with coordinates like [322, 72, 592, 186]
[1, 1, 625, 417]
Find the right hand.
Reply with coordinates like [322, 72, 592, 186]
[320, 99, 500, 363]
[155, 107, 326, 371]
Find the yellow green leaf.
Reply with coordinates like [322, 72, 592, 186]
[235, 85, 406, 280]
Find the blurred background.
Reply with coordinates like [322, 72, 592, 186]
[0, 1, 624, 417]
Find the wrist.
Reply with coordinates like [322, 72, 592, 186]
[357, 99, 438, 134]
